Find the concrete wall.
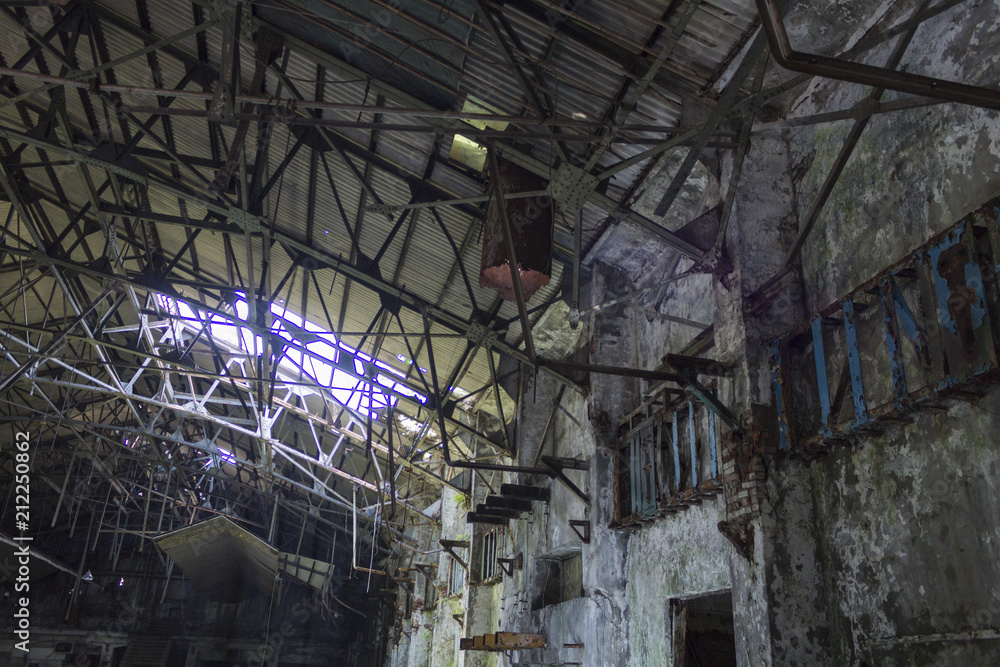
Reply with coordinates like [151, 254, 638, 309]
[624, 499, 731, 667]
[721, 1, 1000, 664]
[765, 391, 1000, 665]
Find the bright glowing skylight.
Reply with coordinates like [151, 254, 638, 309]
[156, 294, 426, 418]
[205, 447, 236, 469]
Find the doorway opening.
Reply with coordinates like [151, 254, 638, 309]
[670, 589, 737, 667]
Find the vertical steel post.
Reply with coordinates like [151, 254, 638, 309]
[842, 300, 869, 427]
[880, 279, 909, 410]
[486, 145, 537, 363]
[629, 433, 638, 515]
[708, 412, 718, 479]
[571, 208, 582, 329]
[672, 411, 681, 492]
[811, 316, 832, 437]
[770, 339, 793, 451]
[688, 401, 697, 488]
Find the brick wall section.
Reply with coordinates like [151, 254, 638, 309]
[718, 404, 775, 558]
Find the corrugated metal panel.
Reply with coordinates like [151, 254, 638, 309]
[280, 553, 334, 589]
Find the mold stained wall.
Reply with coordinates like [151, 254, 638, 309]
[616, 243, 733, 667]
[512, 258, 732, 667]
[431, 486, 468, 666]
[387, 3, 1000, 663]
[414, 251, 731, 667]
[722, 0, 1000, 665]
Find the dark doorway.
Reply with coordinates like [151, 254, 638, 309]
[671, 590, 737, 667]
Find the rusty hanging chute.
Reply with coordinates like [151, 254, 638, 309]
[479, 157, 553, 302]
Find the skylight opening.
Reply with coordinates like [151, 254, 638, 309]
[157, 294, 428, 419]
[449, 96, 509, 171]
[450, 134, 487, 171]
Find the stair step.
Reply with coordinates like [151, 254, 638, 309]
[475, 504, 522, 519]
[500, 483, 550, 501]
[466, 512, 508, 525]
[485, 495, 533, 512]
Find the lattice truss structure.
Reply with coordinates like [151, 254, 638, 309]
[0, 0, 991, 621]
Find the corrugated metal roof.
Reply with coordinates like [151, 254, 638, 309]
[0, 0, 760, 498]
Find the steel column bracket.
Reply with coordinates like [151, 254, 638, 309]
[412, 563, 437, 585]
[539, 456, 588, 471]
[569, 519, 590, 544]
[675, 368, 742, 433]
[540, 456, 590, 508]
[393, 577, 415, 597]
[497, 553, 522, 576]
[663, 353, 732, 377]
[439, 539, 469, 571]
[717, 519, 753, 562]
[691, 245, 725, 273]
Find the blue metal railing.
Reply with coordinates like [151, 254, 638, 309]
[616, 395, 723, 525]
[770, 199, 1000, 450]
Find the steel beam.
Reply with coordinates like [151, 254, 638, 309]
[754, 0, 1000, 110]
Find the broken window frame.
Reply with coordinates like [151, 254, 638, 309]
[613, 390, 723, 526]
[477, 527, 503, 583]
[446, 555, 465, 597]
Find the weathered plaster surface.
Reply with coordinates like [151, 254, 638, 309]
[625, 498, 732, 667]
[729, 2, 1000, 664]
[764, 390, 1000, 665]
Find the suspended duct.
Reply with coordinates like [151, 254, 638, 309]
[154, 517, 336, 600]
[479, 158, 553, 302]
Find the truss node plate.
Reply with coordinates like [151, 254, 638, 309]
[368, 203, 397, 217]
[228, 207, 264, 233]
[466, 322, 498, 348]
[551, 163, 598, 212]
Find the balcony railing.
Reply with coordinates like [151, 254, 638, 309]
[614, 388, 724, 526]
[770, 198, 1000, 450]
